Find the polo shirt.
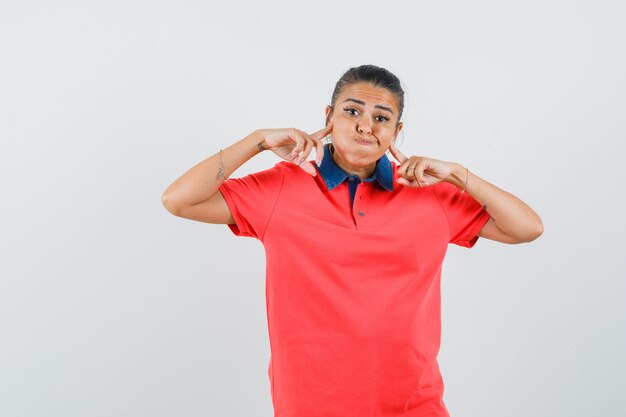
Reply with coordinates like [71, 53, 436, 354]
[218, 144, 491, 417]
[318, 143, 394, 208]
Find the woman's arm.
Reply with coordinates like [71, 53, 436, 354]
[161, 130, 267, 221]
[161, 125, 331, 224]
[447, 164, 544, 244]
[388, 142, 543, 244]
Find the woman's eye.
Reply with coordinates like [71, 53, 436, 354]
[343, 107, 389, 122]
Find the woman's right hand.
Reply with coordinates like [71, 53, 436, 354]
[257, 122, 333, 176]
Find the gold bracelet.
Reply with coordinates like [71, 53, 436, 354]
[216, 149, 228, 180]
[460, 167, 469, 194]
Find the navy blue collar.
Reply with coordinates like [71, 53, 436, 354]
[315, 143, 394, 192]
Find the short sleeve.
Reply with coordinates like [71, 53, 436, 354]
[218, 163, 285, 240]
[433, 181, 491, 248]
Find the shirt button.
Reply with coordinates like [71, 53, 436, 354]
[349, 177, 354, 182]
[358, 211, 365, 216]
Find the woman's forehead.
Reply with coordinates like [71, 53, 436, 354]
[338, 83, 398, 109]
[338, 83, 399, 113]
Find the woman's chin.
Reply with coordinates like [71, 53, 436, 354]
[344, 151, 383, 168]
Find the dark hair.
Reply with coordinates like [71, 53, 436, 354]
[327, 64, 405, 128]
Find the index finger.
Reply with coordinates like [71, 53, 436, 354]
[309, 122, 332, 166]
[388, 141, 408, 163]
[310, 121, 333, 141]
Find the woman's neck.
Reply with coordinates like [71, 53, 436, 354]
[329, 143, 376, 180]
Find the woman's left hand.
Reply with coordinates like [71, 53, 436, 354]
[388, 141, 456, 187]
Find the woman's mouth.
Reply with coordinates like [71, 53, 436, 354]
[355, 138, 376, 146]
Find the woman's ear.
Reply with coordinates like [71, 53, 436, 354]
[395, 121, 403, 137]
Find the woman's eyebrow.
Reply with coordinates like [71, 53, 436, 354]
[342, 98, 394, 115]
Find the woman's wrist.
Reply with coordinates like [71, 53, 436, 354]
[249, 129, 268, 153]
[445, 163, 467, 188]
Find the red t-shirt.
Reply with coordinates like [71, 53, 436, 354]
[218, 158, 490, 417]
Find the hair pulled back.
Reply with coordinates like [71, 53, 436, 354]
[327, 64, 404, 128]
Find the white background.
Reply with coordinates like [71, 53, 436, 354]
[1, 1, 624, 416]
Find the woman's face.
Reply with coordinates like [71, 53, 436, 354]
[325, 82, 403, 171]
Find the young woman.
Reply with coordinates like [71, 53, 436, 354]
[162, 64, 543, 417]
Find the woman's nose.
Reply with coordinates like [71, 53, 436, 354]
[358, 119, 372, 135]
